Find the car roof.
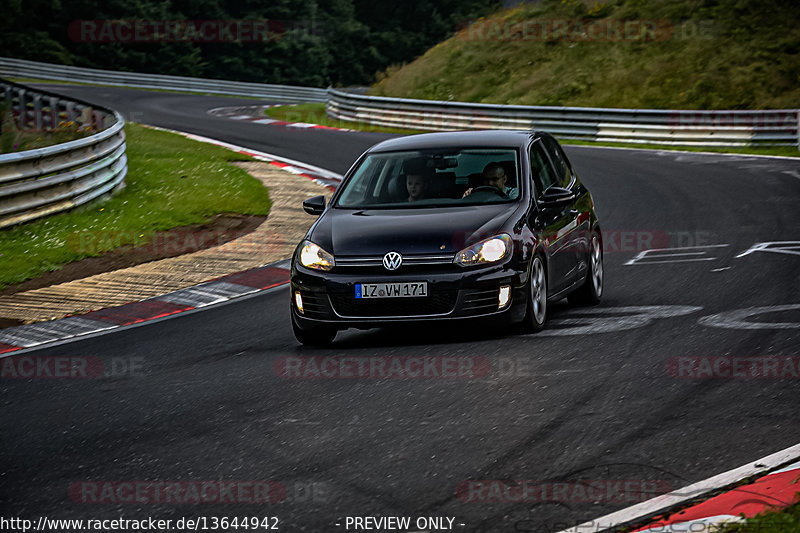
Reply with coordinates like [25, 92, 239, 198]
[367, 130, 540, 153]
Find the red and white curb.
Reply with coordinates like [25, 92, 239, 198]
[0, 128, 342, 355]
[209, 104, 357, 134]
[634, 459, 800, 531]
[558, 443, 800, 532]
[0, 261, 292, 356]
[144, 124, 343, 190]
[225, 114, 355, 132]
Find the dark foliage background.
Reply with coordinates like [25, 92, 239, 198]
[0, 0, 501, 87]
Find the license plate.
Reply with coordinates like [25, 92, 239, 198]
[355, 282, 428, 299]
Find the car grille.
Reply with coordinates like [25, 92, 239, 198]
[329, 291, 457, 318]
[461, 288, 500, 315]
[335, 254, 455, 274]
[300, 291, 331, 319]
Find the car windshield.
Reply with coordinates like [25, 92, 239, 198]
[335, 148, 521, 208]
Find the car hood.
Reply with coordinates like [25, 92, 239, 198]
[310, 204, 517, 256]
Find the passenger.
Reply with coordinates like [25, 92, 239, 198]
[403, 158, 431, 202]
[406, 173, 428, 202]
[463, 162, 518, 198]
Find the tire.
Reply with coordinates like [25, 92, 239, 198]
[291, 311, 337, 346]
[520, 255, 548, 333]
[568, 231, 603, 306]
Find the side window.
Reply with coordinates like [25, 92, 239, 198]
[541, 136, 572, 187]
[529, 142, 557, 197]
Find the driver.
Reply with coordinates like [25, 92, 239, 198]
[462, 162, 518, 198]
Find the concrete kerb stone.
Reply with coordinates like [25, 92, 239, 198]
[0, 136, 340, 352]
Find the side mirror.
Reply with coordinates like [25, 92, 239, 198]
[539, 186, 574, 207]
[303, 195, 326, 215]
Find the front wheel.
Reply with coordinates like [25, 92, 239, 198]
[291, 312, 337, 346]
[520, 255, 548, 333]
[568, 232, 603, 306]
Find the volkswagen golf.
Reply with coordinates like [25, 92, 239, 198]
[290, 130, 603, 345]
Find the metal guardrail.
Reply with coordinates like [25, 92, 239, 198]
[0, 79, 127, 229]
[327, 89, 800, 148]
[0, 57, 327, 103]
[2, 57, 796, 149]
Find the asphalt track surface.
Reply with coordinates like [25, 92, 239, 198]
[1, 86, 799, 532]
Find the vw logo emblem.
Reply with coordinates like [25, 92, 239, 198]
[382, 251, 403, 271]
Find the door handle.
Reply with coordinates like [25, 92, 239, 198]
[569, 209, 579, 216]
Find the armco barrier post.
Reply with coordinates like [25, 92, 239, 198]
[15, 88, 25, 129]
[33, 94, 42, 131]
[0, 79, 128, 229]
[93, 109, 104, 131]
[48, 96, 58, 130]
[66, 101, 75, 123]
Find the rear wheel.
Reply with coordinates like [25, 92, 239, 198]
[568, 232, 603, 306]
[520, 255, 547, 332]
[291, 311, 337, 346]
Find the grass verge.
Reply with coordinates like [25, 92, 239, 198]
[264, 103, 427, 135]
[0, 122, 271, 289]
[371, 0, 800, 110]
[720, 500, 800, 532]
[559, 139, 800, 158]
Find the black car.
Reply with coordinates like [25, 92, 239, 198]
[290, 130, 602, 345]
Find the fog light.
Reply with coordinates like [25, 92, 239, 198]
[498, 285, 511, 309]
[295, 291, 304, 313]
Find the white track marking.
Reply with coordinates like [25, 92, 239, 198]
[556, 442, 800, 533]
[535, 306, 703, 336]
[699, 304, 800, 330]
[736, 241, 800, 258]
[626, 245, 729, 265]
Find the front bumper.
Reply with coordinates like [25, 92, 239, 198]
[291, 260, 528, 328]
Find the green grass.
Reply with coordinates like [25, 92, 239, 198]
[371, 0, 799, 111]
[559, 139, 800, 158]
[0, 122, 271, 289]
[265, 103, 427, 135]
[720, 500, 800, 532]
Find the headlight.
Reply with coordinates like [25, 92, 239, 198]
[297, 240, 335, 271]
[454, 234, 512, 266]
